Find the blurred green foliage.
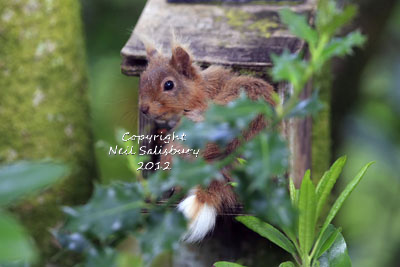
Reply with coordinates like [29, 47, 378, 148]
[81, 0, 146, 182]
[0, 161, 69, 265]
[335, 2, 400, 267]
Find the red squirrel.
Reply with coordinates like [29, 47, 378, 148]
[139, 41, 275, 242]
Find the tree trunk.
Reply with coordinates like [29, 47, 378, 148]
[0, 0, 94, 263]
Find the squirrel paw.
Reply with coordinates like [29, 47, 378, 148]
[177, 193, 217, 243]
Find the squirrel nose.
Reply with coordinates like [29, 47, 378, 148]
[140, 105, 149, 115]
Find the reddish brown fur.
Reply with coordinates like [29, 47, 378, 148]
[139, 44, 275, 214]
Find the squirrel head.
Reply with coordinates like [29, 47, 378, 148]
[139, 44, 207, 126]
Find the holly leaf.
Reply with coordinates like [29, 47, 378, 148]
[177, 92, 273, 149]
[138, 209, 186, 264]
[147, 157, 220, 197]
[241, 132, 289, 191]
[62, 183, 144, 242]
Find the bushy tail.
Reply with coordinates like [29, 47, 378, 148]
[177, 181, 236, 243]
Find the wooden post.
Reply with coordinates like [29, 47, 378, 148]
[121, 0, 320, 265]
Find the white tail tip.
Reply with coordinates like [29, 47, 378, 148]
[177, 194, 217, 243]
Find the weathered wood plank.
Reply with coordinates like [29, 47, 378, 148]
[121, 0, 315, 75]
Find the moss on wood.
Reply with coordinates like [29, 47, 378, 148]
[224, 9, 280, 38]
[0, 0, 94, 263]
[312, 65, 332, 182]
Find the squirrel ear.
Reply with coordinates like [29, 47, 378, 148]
[145, 45, 159, 61]
[170, 46, 197, 79]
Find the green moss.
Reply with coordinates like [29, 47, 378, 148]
[0, 0, 94, 263]
[248, 19, 279, 38]
[226, 9, 251, 28]
[224, 9, 280, 38]
[238, 69, 260, 76]
[311, 65, 332, 182]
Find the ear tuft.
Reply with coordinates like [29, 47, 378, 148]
[170, 46, 197, 79]
[137, 34, 160, 61]
[146, 45, 159, 60]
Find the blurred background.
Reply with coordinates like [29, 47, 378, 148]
[1, 0, 399, 266]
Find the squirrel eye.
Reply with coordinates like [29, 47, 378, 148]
[164, 80, 174, 91]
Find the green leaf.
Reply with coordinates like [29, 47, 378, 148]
[279, 9, 318, 50]
[315, 156, 347, 219]
[236, 216, 296, 254]
[298, 170, 317, 255]
[318, 231, 351, 267]
[117, 253, 143, 267]
[63, 183, 144, 242]
[139, 210, 186, 263]
[115, 128, 143, 177]
[289, 178, 297, 207]
[313, 224, 341, 259]
[318, 162, 374, 241]
[316, 3, 357, 37]
[271, 51, 307, 88]
[0, 211, 36, 263]
[0, 161, 68, 206]
[176, 92, 273, 149]
[214, 262, 246, 267]
[242, 133, 289, 191]
[320, 31, 366, 64]
[85, 247, 118, 267]
[148, 157, 220, 197]
[317, 227, 341, 259]
[279, 262, 295, 267]
[53, 231, 95, 254]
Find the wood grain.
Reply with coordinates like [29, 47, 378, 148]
[121, 0, 315, 75]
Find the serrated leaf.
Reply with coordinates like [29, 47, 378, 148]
[279, 261, 295, 267]
[271, 51, 307, 89]
[0, 161, 68, 206]
[242, 133, 289, 192]
[317, 3, 357, 37]
[317, 162, 374, 242]
[148, 157, 220, 197]
[176, 92, 273, 149]
[320, 31, 366, 64]
[318, 231, 351, 267]
[63, 183, 144, 242]
[53, 231, 95, 254]
[298, 170, 317, 255]
[0, 211, 36, 263]
[139, 210, 186, 263]
[279, 9, 318, 50]
[315, 156, 347, 219]
[85, 247, 118, 267]
[236, 216, 296, 254]
[214, 261, 246, 267]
